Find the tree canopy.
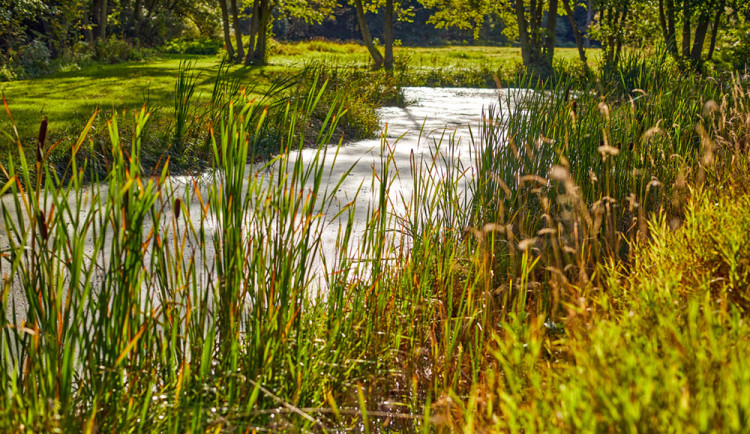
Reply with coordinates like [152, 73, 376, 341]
[1, 0, 748, 78]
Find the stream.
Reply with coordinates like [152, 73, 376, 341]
[2, 87, 513, 314]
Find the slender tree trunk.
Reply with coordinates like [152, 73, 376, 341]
[563, 0, 587, 64]
[83, 1, 94, 43]
[133, 0, 143, 38]
[544, 0, 559, 67]
[515, 0, 533, 67]
[707, 4, 722, 60]
[613, 0, 629, 65]
[99, 0, 108, 39]
[230, 0, 244, 63]
[584, 0, 593, 48]
[690, 12, 710, 66]
[534, 0, 544, 48]
[245, 0, 260, 65]
[658, 0, 669, 49]
[120, 0, 130, 38]
[249, 0, 270, 65]
[665, 0, 677, 55]
[681, 0, 691, 58]
[219, 0, 235, 59]
[384, 0, 394, 71]
[353, 0, 384, 68]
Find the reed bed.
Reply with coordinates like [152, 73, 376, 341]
[1, 60, 749, 432]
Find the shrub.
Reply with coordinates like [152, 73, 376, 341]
[14, 39, 52, 78]
[162, 37, 223, 55]
[93, 37, 148, 64]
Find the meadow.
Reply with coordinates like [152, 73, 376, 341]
[1, 41, 749, 432]
[0, 43, 591, 148]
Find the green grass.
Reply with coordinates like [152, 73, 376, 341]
[273, 41, 595, 68]
[0, 43, 598, 147]
[0, 55, 281, 147]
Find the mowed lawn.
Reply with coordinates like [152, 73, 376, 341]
[0, 44, 594, 146]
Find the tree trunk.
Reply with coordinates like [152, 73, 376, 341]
[83, 1, 94, 43]
[613, 0, 629, 65]
[664, 0, 677, 55]
[544, 0, 559, 67]
[584, 0, 593, 48]
[658, 0, 669, 50]
[563, 0, 587, 64]
[515, 0, 533, 68]
[248, 0, 271, 65]
[219, 0, 235, 60]
[514, 0, 554, 75]
[681, 0, 691, 58]
[99, 0, 108, 39]
[707, 4, 722, 60]
[230, 0, 244, 63]
[384, 0, 394, 71]
[690, 12, 710, 66]
[353, 0, 384, 68]
[533, 0, 544, 48]
[120, 0, 130, 38]
[133, 0, 143, 38]
[245, 0, 260, 65]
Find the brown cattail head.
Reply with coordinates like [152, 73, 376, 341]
[174, 198, 182, 219]
[37, 117, 48, 164]
[37, 210, 48, 241]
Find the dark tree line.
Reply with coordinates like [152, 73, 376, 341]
[1, 0, 748, 78]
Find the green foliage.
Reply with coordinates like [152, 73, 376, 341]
[0, 0, 48, 52]
[92, 38, 151, 64]
[419, 0, 502, 40]
[163, 37, 223, 55]
[716, 17, 750, 70]
[11, 39, 52, 78]
[2, 47, 749, 431]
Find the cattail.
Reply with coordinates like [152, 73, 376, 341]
[598, 101, 610, 123]
[489, 172, 512, 198]
[703, 100, 719, 118]
[643, 123, 663, 143]
[37, 117, 48, 165]
[598, 144, 620, 159]
[174, 198, 182, 219]
[550, 165, 570, 182]
[570, 101, 578, 124]
[519, 174, 547, 187]
[518, 238, 537, 251]
[481, 223, 505, 234]
[37, 210, 48, 241]
[537, 227, 557, 236]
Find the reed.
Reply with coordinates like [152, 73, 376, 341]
[1, 60, 749, 431]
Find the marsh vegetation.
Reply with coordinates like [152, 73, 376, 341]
[2, 0, 750, 430]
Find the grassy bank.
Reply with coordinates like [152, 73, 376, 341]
[1, 51, 749, 431]
[0, 43, 594, 147]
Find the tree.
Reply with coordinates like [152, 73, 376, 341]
[352, 0, 384, 68]
[658, 0, 727, 68]
[384, 0, 394, 69]
[230, 0, 244, 62]
[345, 0, 413, 70]
[561, 0, 588, 64]
[244, 0, 273, 65]
[419, 0, 503, 42]
[243, 0, 336, 65]
[0, 0, 47, 54]
[513, 0, 560, 76]
[218, 0, 235, 59]
[593, 0, 630, 67]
